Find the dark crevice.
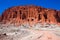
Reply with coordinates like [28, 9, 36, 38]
[43, 13, 47, 19]
[38, 14, 41, 21]
[20, 10, 22, 19]
[20, 10, 22, 14]
[27, 19, 29, 21]
[0, 15, 4, 21]
[13, 11, 17, 18]
[31, 19, 34, 21]
[48, 20, 50, 22]
[23, 8, 26, 10]
[22, 14, 26, 20]
[54, 12, 60, 22]
[14, 10, 17, 13]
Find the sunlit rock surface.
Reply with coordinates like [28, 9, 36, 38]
[0, 5, 60, 26]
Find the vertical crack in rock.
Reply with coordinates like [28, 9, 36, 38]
[38, 14, 41, 21]
[22, 14, 26, 20]
[19, 10, 22, 19]
[43, 13, 47, 19]
[13, 11, 17, 18]
[54, 12, 60, 23]
[43, 13, 47, 21]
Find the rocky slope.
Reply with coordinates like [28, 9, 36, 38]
[0, 5, 60, 26]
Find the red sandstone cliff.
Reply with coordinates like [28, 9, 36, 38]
[0, 5, 60, 26]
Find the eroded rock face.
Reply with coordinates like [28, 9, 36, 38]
[0, 5, 60, 26]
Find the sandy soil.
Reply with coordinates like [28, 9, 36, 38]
[0, 26, 60, 40]
[21, 29, 60, 40]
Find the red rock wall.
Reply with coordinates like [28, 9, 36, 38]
[0, 5, 60, 26]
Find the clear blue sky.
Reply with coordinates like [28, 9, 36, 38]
[0, 0, 60, 15]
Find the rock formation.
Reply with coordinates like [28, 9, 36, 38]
[0, 5, 60, 26]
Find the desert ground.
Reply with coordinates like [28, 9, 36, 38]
[0, 23, 60, 40]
